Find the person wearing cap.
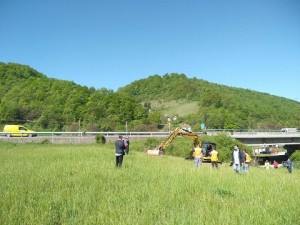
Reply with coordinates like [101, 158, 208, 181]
[115, 135, 126, 167]
[231, 145, 244, 173]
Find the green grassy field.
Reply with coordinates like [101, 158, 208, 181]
[0, 142, 299, 225]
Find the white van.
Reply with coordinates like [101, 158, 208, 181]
[3, 125, 37, 137]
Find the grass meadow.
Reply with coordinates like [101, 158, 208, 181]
[0, 141, 299, 225]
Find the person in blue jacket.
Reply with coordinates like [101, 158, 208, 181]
[115, 135, 126, 167]
[286, 158, 293, 173]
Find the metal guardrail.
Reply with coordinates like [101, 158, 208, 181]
[0, 131, 172, 137]
[0, 130, 299, 137]
[1, 130, 300, 146]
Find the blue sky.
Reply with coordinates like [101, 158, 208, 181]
[1, 0, 299, 102]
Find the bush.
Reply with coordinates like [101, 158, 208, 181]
[40, 139, 50, 144]
[290, 150, 300, 168]
[290, 150, 300, 161]
[292, 161, 300, 169]
[144, 138, 160, 150]
[95, 135, 106, 144]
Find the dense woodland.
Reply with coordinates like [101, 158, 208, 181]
[0, 62, 299, 132]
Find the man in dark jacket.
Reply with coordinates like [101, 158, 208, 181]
[286, 158, 293, 173]
[115, 135, 126, 167]
[124, 137, 130, 154]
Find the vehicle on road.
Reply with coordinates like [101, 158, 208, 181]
[281, 128, 298, 132]
[3, 125, 37, 137]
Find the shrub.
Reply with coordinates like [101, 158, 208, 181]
[40, 139, 50, 144]
[95, 135, 106, 144]
[290, 150, 300, 161]
[290, 150, 300, 169]
[144, 138, 160, 150]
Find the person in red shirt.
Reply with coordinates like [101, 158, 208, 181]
[273, 160, 279, 169]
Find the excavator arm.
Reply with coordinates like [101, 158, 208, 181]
[147, 127, 219, 163]
[147, 127, 201, 156]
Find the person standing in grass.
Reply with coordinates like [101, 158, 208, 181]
[244, 151, 252, 172]
[264, 160, 270, 169]
[115, 135, 126, 167]
[273, 160, 279, 169]
[285, 158, 293, 173]
[231, 145, 244, 173]
[210, 147, 219, 169]
[124, 137, 130, 155]
[193, 144, 203, 168]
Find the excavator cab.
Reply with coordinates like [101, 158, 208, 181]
[201, 142, 217, 162]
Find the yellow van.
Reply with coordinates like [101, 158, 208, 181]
[3, 125, 37, 137]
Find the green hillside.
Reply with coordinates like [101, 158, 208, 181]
[119, 73, 300, 130]
[1, 63, 299, 131]
[0, 63, 147, 131]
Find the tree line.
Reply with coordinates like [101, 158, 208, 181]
[0, 62, 299, 132]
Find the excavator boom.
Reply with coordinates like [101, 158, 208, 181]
[147, 127, 201, 156]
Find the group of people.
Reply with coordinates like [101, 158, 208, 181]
[116, 137, 293, 174]
[230, 145, 293, 174]
[192, 143, 219, 169]
[115, 135, 130, 167]
[192, 144, 253, 173]
[265, 159, 293, 173]
[264, 160, 279, 169]
[231, 145, 252, 173]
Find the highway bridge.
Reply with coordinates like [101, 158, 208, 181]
[207, 130, 300, 145]
[221, 131, 300, 154]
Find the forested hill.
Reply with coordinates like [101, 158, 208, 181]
[0, 63, 147, 131]
[1, 62, 299, 131]
[118, 73, 300, 130]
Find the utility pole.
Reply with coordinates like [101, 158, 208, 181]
[167, 117, 171, 133]
[78, 119, 81, 136]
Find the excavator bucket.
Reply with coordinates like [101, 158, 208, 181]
[147, 149, 160, 156]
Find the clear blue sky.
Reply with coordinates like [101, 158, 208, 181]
[1, 0, 299, 102]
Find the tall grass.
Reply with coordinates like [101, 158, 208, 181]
[0, 142, 299, 225]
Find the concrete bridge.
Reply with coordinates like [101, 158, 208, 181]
[206, 130, 300, 153]
[207, 131, 300, 146]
